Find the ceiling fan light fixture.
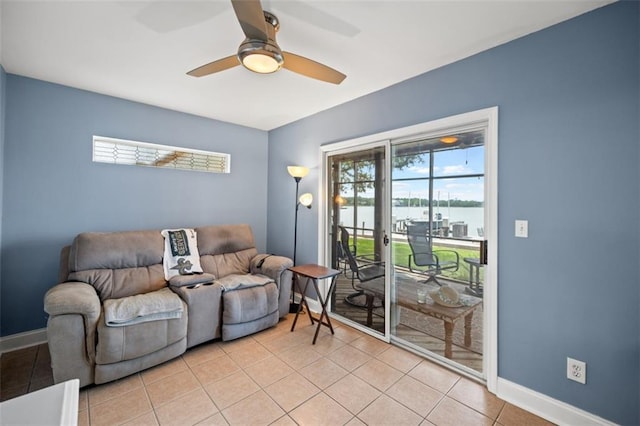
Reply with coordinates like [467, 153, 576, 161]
[238, 40, 283, 74]
[243, 53, 280, 73]
[188, 3, 346, 84]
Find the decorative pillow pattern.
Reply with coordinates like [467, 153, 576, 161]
[161, 229, 203, 280]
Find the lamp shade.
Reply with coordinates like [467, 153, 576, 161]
[299, 193, 313, 207]
[287, 166, 309, 179]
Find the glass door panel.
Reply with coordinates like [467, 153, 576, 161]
[390, 129, 485, 375]
[327, 146, 387, 334]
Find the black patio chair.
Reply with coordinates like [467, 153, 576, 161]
[339, 226, 385, 307]
[406, 223, 459, 285]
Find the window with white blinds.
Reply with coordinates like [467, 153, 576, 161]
[92, 136, 230, 174]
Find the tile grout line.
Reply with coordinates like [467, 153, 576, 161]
[251, 330, 320, 422]
[138, 372, 160, 426]
[26, 344, 41, 386]
[201, 331, 297, 423]
[192, 348, 258, 425]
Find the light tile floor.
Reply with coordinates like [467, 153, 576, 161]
[1, 314, 554, 426]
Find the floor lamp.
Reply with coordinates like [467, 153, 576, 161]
[288, 166, 313, 312]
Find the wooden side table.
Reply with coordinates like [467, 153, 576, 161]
[357, 279, 482, 359]
[289, 264, 341, 344]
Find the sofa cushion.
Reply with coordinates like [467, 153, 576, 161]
[70, 265, 166, 302]
[196, 224, 258, 278]
[223, 281, 279, 325]
[96, 299, 188, 364]
[70, 230, 163, 271]
[215, 273, 273, 291]
[222, 282, 279, 341]
[196, 224, 255, 255]
[103, 287, 183, 327]
[68, 230, 165, 301]
[200, 250, 257, 278]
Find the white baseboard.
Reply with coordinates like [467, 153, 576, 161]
[0, 328, 47, 353]
[496, 378, 615, 426]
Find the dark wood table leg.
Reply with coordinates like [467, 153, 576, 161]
[311, 276, 337, 344]
[444, 322, 454, 359]
[301, 278, 315, 326]
[464, 311, 473, 347]
[291, 276, 314, 332]
[366, 294, 374, 327]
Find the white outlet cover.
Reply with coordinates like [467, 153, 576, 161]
[567, 357, 587, 384]
[515, 220, 528, 238]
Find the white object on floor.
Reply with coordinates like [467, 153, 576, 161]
[0, 379, 79, 425]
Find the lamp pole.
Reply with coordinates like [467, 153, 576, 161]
[293, 176, 302, 265]
[287, 166, 312, 314]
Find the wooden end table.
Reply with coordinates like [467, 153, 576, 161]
[289, 264, 341, 344]
[358, 280, 482, 359]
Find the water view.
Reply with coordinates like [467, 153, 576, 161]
[338, 206, 484, 238]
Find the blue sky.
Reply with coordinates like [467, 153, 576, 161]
[338, 145, 485, 232]
[393, 145, 484, 202]
[353, 145, 485, 202]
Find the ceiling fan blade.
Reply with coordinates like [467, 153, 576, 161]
[269, 0, 360, 38]
[231, 0, 269, 41]
[282, 52, 346, 85]
[187, 55, 239, 77]
[132, 1, 227, 33]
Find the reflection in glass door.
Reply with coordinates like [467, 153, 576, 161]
[390, 129, 486, 375]
[327, 145, 388, 334]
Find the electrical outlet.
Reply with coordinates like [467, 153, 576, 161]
[567, 357, 587, 384]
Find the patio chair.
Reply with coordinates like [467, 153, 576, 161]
[406, 223, 460, 285]
[339, 226, 385, 307]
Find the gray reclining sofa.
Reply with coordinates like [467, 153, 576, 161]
[44, 224, 293, 387]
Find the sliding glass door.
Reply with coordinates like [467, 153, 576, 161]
[321, 108, 496, 382]
[389, 129, 486, 375]
[326, 144, 388, 335]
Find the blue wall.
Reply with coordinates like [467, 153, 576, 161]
[0, 2, 637, 423]
[1, 76, 268, 336]
[267, 2, 639, 424]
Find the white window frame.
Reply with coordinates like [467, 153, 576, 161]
[92, 135, 231, 174]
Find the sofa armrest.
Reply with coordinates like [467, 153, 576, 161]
[45, 282, 101, 320]
[44, 282, 101, 385]
[250, 254, 293, 279]
[251, 254, 293, 318]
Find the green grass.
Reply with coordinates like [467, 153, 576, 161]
[352, 238, 483, 282]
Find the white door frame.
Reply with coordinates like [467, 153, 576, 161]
[318, 139, 392, 341]
[318, 107, 498, 391]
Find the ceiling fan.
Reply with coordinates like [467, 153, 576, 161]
[186, 0, 346, 85]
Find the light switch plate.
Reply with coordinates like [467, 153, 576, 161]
[515, 220, 528, 238]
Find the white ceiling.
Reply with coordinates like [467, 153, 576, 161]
[1, 0, 613, 131]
